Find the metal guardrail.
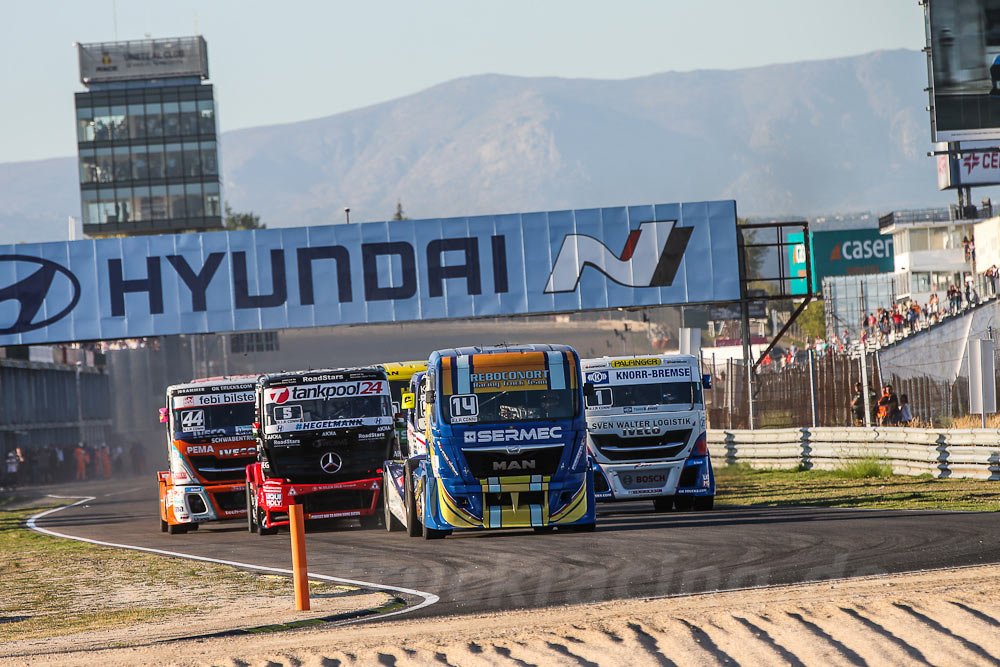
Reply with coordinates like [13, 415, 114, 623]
[708, 428, 1000, 480]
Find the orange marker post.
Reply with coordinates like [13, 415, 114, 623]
[289, 502, 310, 610]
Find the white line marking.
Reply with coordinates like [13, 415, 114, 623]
[26, 495, 439, 623]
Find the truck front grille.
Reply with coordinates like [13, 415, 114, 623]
[590, 429, 691, 462]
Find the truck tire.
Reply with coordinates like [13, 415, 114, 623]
[694, 495, 715, 511]
[167, 522, 187, 535]
[160, 519, 168, 533]
[571, 522, 596, 533]
[404, 461, 421, 538]
[257, 506, 278, 536]
[673, 495, 694, 511]
[383, 470, 404, 532]
[246, 483, 257, 533]
[653, 496, 673, 512]
[422, 522, 449, 540]
[187, 523, 199, 531]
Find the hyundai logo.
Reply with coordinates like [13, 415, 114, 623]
[0, 256, 80, 335]
[320, 451, 343, 474]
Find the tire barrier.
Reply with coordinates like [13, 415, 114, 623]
[708, 427, 1000, 480]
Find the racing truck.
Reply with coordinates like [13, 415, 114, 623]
[246, 367, 394, 535]
[158, 376, 258, 534]
[581, 354, 715, 511]
[383, 344, 596, 539]
[379, 360, 427, 455]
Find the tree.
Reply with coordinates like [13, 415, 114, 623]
[392, 200, 409, 221]
[223, 202, 266, 230]
[797, 300, 826, 339]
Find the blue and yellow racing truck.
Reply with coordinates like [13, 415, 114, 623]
[382, 344, 596, 539]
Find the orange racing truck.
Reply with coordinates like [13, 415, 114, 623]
[158, 376, 258, 534]
[246, 367, 394, 535]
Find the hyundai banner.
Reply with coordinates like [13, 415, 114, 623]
[0, 200, 738, 345]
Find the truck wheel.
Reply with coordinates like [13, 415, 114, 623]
[160, 519, 168, 533]
[694, 495, 715, 511]
[187, 523, 199, 531]
[653, 496, 673, 512]
[673, 495, 694, 511]
[167, 522, 187, 535]
[384, 470, 404, 532]
[571, 522, 596, 533]
[404, 462, 421, 538]
[532, 526, 555, 533]
[258, 507, 278, 536]
[422, 523, 449, 540]
[246, 483, 257, 533]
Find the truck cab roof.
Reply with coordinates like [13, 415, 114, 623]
[166, 375, 259, 395]
[259, 366, 387, 387]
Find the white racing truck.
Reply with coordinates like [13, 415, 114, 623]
[581, 354, 715, 511]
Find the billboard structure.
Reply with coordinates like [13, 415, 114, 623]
[937, 144, 1000, 188]
[926, 0, 1000, 142]
[77, 36, 209, 85]
[0, 201, 740, 346]
[789, 229, 894, 294]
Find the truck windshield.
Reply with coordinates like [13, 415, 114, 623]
[586, 381, 703, 409]
[265, 395, 390, 427]
[444, 389, 577, 424]
[172, 403, 255, 435]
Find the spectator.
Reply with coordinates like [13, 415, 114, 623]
[850, 382, 867, 425]
[899, 394, 912, 425]
[5, 450, 19, 488]
[73, 442, 88, 481]
[876, 384, 899, 426]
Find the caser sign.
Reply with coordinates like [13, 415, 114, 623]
[0, 201, 738, 345]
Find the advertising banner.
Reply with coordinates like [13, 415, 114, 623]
[926, 0, 1000, 141]
[0, 200, 739, 346]
[937, 147, 1000, 189]
[789, 229, 894, 294]
[78, 36, 209, 84]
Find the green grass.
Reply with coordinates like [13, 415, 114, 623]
[833, 456, 894, 479]
[716, 465, 1000, 511]
[0, 503, 357, 642]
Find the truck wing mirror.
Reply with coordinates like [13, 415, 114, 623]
[583, 382, 596, 401]
[425, 389, 436, 405]
[401, 392, 415, 410]
[158, 407, 168, 423]
[702, 374, 712, 389]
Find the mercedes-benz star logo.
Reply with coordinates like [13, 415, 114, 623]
[0, 255, 81, 335]
[320, 451, 343, 474]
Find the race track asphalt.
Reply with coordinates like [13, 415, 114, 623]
[28, 478, 1000, 620]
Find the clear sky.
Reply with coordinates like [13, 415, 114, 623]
[0, 0, 926, 164]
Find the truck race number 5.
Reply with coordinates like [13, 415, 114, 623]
[449, 394, 479, 423]
[180, 409, 205, 431]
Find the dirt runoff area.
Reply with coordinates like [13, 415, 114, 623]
[4, 564, 1000, 666]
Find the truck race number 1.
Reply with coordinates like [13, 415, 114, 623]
[450, 394, 479, 423]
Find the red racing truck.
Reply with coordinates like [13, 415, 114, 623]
[245, 367, 394, 535]
[158, 376, 258, 534]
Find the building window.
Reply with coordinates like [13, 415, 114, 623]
[197, 100, 214, 134]
[164, 143, 183, 178]
[910, 272, 931, 294]
[149, 185, 167, 220]
[909, 229, 929, 251]
[113, 146, 130, 181]
[93, 106, 112, 141]
[168, 184, 186, 219]
[96, 147, 113, 183]
[79, 148, 97, 184]
[145, 102, 163, 138]
[77, 107, 94, 142]
[131, 145, 148, 180]
[127, 103, 145, 139]
[132, 185, 150, 221]
[200, 141, 217, 175]
[110, 105, 127, 141]
[163, 101, 180, 137]
[185, 183, 204, 218]
[204, 182, 220, 217]
[180, 101, 198, 135]
[81, 189, 98, 224]
[183, 142, 201, 177]
[147, 144, 164, 179]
